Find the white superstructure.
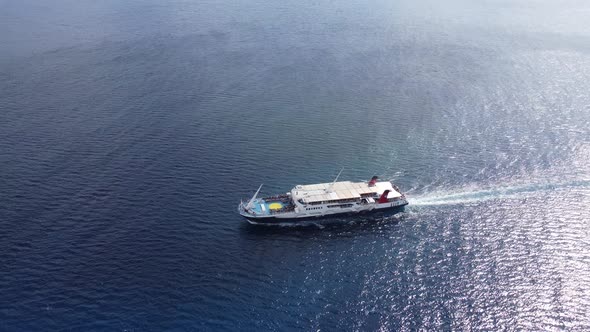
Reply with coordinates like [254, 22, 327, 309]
[292, 181, 402, 204]
[238, 176, 408, 224]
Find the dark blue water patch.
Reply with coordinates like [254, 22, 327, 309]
[2, 0, 590, 330]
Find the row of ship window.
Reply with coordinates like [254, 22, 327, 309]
[309, 198, 358, 205]
[303, 194, 378, 206]
[306, 203, 354, 210]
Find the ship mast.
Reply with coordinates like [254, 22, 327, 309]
[246, 184, 263, 209]
[326, 168, 344, 193]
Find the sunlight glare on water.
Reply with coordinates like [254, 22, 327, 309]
[1, 0, 590, 330]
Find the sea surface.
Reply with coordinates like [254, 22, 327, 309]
[1, 0, 590, 330]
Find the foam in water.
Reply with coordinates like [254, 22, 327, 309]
[409, 179, 590, 206]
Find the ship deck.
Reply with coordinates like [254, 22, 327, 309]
[248, 197, 294, 215]
[292, 180, 401, 204]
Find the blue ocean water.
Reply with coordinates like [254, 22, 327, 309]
[1, 0, 590, 330]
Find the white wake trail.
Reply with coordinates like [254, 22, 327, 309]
[409, 179, 590, 206]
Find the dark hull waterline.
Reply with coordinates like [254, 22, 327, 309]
[244, 203, 408, 225]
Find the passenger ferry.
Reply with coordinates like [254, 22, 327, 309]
[238, 172, 408, 224]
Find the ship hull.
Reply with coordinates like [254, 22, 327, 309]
[242, 202, 408, 225]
